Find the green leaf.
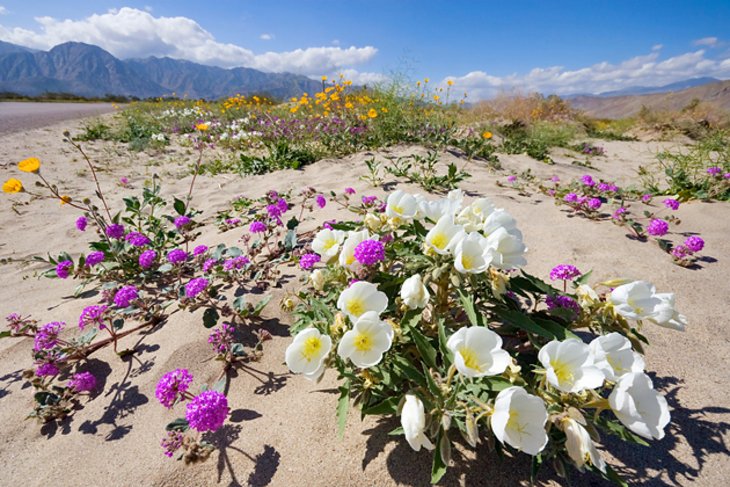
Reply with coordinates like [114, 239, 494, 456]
[532, 316, 580, 341]
[458, 290, 482, 327]
[284, 229, 297, 251]
[595, 416, 650, 446]
[337, 384, 350, 438]
[388, 426, 404, 436]
[574, 269, 593, 286]
[497, 309, 573, 340]
[202, 307, 220, 328]
[410, 326, 438, 370]
[431, 431, 448, 483]
[392, 355, 426, 388]
[231, 342, 246, 357]
[233, 295, 246, 313]
[0, 330, 11, 339]
[252, 295, 272, 317]
[165, 417, 190, 432]
[173, 198, 186, 215]
[212, 378, 226, 393]
[437, 320, 452, 367]
[286, 217, 299, 230]
[602, 464, 629, 487]
[530, 454, 543, 483]
[363, 396, 400, 415]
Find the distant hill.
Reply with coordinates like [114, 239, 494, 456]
[595, 77, 721, 97]
[0, 41, 322, 100]
[569, 79, 730, 118]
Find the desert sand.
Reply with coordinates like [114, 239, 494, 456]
[0, 102, 117, 136]
[0, 113, 728, 487]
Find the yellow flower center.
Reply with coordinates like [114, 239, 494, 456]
[459, 347, 482, 371]
[431, 232, 448, 250]
[353, 331, 373, 352]
[346, 298, 365, 317]
[301, 336, 322, 362]
[461, 254, 474, 270]
[391, 204, 404, 215]
[551, 359, 574, 384]
[345, 254, 355, 265]
[507, 409, 527, 435]
[323, 237, 337, 250]
[627, 298, 644, 315]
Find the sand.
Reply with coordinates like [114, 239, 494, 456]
[0, 115, 728, 487]
[0, 102, 117, 136]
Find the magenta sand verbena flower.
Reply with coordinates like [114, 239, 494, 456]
[684, 236, 704, 252]
[56, 260, 72, 279]
[155, 368, 194, 408]
[185, 277, 209, 298]
[78, 305, 108, 329]
[549, 264, 581, 281]
[139, 249, 157, 269]
[167, 248, 188, 264]
[353, 239, 385, 266]
[114, 285, 139, 308]
[85, 251, 105, 267]
[647, 219, 669, 237]
[68, 371, 96, 393]
[299, 253, 321, 270]
[185, 390, 229, 432]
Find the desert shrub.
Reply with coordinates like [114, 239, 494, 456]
[581, 118, 638, 141]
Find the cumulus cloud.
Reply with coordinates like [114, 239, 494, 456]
[0, 6, 7, 15]
[332, 69, 389, 85]
[443, 49, 730, 99]
[0, 7, 377, 75]
[693, 36, 718, 47]
[259, 33, 273, 41]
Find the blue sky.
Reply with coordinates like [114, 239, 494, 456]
[1, 1, 729, 98]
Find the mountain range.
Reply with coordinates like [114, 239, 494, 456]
[0, 41, 321, 100]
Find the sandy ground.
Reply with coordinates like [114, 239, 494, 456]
[0, 116, 728, 487]
[0, 102, 116, 136]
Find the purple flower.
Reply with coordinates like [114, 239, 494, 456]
[125, 232, 150, 247]
[276, 198, 288, 213]
[550, 175, 560, 183]
[209, 323, 235, 354]
[362, 195, 378, 205]
[344, 187, 356, 195]
[225, 218, 242, 226]
[249, 221, 267, 233]
[167, 248, 188, 264]
[546, 295, 581, 317]
[299, 253, 321, 270]
[56, 260, 73, 279]
[34, 321, 65, 351]
[193, 245, 208, 256]
[323, 219, 336, 230]
[507, 175, 517, 183]
[684, 236, 705, 253]
[223, 256, 250, 271]
[105, 224, 125, 239]
[78, 305, 107, 329]
[185, 277, 209, 298]
[671, 245, 692, 260]
[185, 390, 228, 432]
[724, 173, 730, 179]
[119, 177, 130, 187]
[316, 194, 327, 208]
[68, 371, 96, 393]
[581, 175, 595, 187]
[612, 207, 627, 220]
[597, 182, 610, 192]
[155, 368, 194, 408]
[549, 264, 582, 281]
[85, 251, 105, 267]
[563, 192, 578, 203]
[36, 362, 60, 377]
[114, 285, 139, 308]
[139, 249, 157, 269]
[76, 216, 87, 232]
[586, 198, 602, 210]
[647, 218, 669, 237]
[203, 258, 218, 273]
[353, 239, 385, 266]
[707, 166, 722, 176]
[641, 194, 653, 204]
[174, 216, 191, 230]
[161, 431, 184, 458]
[663, 198, 680, 211]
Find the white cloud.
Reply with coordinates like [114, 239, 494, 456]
[331, 39, 340, 46]
[0, 7, 377, 75]
[652, 44, 663, 51]
[259, 33, 273, 41]
[330, 69, 389, 85]
[693, 36, 718, 47]
[0, 6, 7, 15]
[443, 49, 730, 99]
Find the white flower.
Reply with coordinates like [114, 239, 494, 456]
[456, 197, 496, 232]
[563, 418, 606, 473]
[285, 328, 332, 381]
[446, 188, 464, 210]
[337, 281, 388, 322]
[482, 208, 522, 239]
[425, 215, 465, 255]
[400, 274, 430, 310]
[415, 193, 461, 222]
[337, 311, 394, 368]
[312, 228, 345, 261]
[589, 333, 645, 381]
[576, 284, 600, 307]
[609, 281, 663, 320]
[648, 293, 687, 331]
[538, 339, 604, 393]
[385, 190, 418, 221]
[446, 326, 510, 378]
[609, 372, 670, 440]
[401, 394, 435, 452]
[454, 232, 491, 274]
[363, 213, 383, 232]
[310, 269, 326, 291]
[491, 386, 549, 456]
[484, 227, 527, 270]
[338, 230, 371, 270]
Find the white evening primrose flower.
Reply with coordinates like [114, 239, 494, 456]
[609, 372, 670, 440]
[482, 208, 522, 239]
[401, 394, 435, 452]
[576, 284, 600, 307]
[538, 339, 604, 393]
[385, 190, 418, 221]
[648, 293, 687, 331]
[415, 196, 453, 223]
[310, 269, 326, 291]
[454, 232, 491, 274]
[337, 281, 388, 322]
[484, 227, 527, 270]
[446, 188, 464, 211]
[285, 328, 332, 381]
[446, 326, 510, 378]
[400, 274, 430, 310]
[312, 228, 345, 261]
[491, 386, 548, 456]
[363, 212, 383, 232]
[337, 311, 394, 368]
[425, 215, 465, 255]
[609, 280, 664, 320]
[589, 333, 645, 381]
[338, 230, 371, 270]
[562, 418, 606, 473]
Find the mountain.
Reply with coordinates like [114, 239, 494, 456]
[569, 79, 730, 118]
[0, 41, 322, 99]
[595, 77, 721, 97]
